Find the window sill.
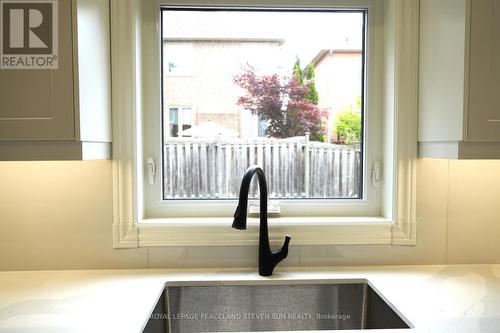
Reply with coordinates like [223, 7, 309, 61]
[134, 217, 394, 247]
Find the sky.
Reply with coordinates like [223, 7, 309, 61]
[162, 10, 364, 68]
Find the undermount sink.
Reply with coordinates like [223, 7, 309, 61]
[142, 279, 412, 332]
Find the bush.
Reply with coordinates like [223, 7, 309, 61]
[334, 110, 361, 144]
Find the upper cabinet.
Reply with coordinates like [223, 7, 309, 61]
[0, 0, 111, 160]
[419, 0, 500, 159]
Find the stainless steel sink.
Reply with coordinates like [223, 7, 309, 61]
[142, 279, 412, 332]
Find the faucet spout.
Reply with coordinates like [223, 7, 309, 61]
[232, 165, 291, 276]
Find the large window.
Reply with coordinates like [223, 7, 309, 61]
[111, 0, 419, 247]
[161, 8, 366, 201]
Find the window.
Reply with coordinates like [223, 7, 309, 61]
[111, 0, 418, 247]
[159, 7, 375, 207]
[145, 2, 383, 218]
[166, 107, 193, 137]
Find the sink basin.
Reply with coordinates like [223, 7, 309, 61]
[142, 279, 412, 332]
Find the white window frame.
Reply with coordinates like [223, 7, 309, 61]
[151, 4, 380, 217]
[111, 0, 418, 248]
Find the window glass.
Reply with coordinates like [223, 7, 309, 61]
[162, 9, 365, 200]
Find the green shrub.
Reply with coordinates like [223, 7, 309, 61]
[334, 100, 361, 144]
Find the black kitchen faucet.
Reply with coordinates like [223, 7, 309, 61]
[232, 165, 291, 276]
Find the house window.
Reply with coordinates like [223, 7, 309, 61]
[167, 107, 193, 137]
[161, 8, 368, 203]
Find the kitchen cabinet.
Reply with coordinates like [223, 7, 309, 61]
[418, 0, 500, 159]
[0, 0, 111, 160]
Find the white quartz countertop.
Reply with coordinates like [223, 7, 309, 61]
[1, 265, 500, 333]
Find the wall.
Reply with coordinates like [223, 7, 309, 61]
[314, 51, 362, 143]
[0, 158, 499, 271]
[314, 51, 362, 112]
[163, 40, 283, 138]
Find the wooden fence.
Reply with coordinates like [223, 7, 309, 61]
[163, 136, 362, 199]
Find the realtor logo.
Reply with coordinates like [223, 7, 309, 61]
[0, 0, 58, 69]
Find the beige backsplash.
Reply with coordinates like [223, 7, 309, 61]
[0, 158, 499, 271]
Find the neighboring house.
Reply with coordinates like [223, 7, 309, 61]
[163, 38, 284, 139]
[310, 49, 363, 143]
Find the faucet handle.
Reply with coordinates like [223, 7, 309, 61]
[261, 235, 292, 276]
[281, 235, 291, 258]
[284, 235, 291, 247]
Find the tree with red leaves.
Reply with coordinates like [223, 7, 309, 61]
[233, 66, 327, 141]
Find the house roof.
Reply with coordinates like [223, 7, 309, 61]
[310, 49, 362, 67]
[163, 37, 285, 45]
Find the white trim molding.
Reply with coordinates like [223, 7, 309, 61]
[111, 0, 419, 248]
[111, 0, 140, 248]
[390, 0, 419, 245]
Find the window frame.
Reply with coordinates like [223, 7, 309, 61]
[149, 2, 380, 217]
[110, 0, 418, 248]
